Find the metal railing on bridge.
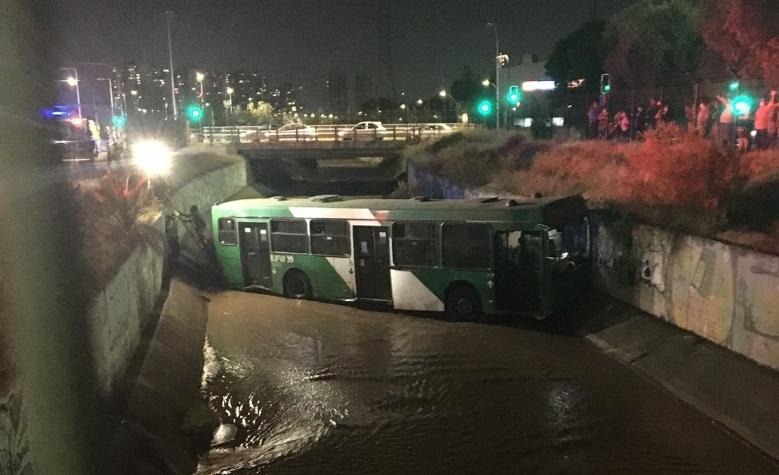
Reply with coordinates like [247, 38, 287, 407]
[193, 123, 474, 145]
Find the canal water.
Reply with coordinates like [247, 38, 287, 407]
[198, 291, 777, 474]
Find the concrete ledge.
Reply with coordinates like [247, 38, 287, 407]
[112, 279, 210, 474]
[581, 297, 779, 460]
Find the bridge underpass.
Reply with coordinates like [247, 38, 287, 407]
[236, 142, 407, 196]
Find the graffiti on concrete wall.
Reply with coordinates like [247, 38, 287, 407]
[1, 305, 31, 475]
[594, 217, 779, 370]
[408, 165, 466, 200]
[0, 391, 31, 475]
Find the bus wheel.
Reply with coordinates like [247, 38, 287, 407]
[283, 271, 312, 300]
[445, 285, 481, 321]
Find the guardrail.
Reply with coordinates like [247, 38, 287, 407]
[193, 123, 474, 145]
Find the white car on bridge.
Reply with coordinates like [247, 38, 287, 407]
[263, 123, 317, 142]
[337, 121, 389, 141]
[416, 123, 455, 140]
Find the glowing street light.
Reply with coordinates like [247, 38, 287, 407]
[196, 72, 205, 105]
[59, 67, 82, 119]
[400, 104, 407, 110]
[482, 79, 491, 87]
[439, 89, 447, 98]
[132, 140, 173, 188]
[416, 99, 423, 106]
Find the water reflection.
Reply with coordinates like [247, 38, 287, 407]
[198, 291, 777, 474]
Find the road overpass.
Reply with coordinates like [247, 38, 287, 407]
[234, 141, 408, 196]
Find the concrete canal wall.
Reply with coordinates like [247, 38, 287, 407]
[409, 164, 779, 371]
[0, 147, 247, 474]
[88, 148, 248, 395]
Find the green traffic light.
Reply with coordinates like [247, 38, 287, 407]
[506, 86, 521, 105]
[112, 115, 126, 128]
[477, 99, 493, 116]
[729, 81, 740, 92]
[186, 104, 204, 122]
[732, 94, 754, 117]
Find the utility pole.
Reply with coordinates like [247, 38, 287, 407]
[487, 22, 500, 129]
[166, 11, 178, 119]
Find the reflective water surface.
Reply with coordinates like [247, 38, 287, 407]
[199, 291, 777, 474]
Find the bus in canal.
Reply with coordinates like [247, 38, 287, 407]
[211, 195, 590, 320]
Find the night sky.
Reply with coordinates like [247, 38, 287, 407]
[51, 0, 635, 107]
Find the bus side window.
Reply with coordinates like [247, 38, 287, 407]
[270, 219, 308, 253]
[392, 223, 438, 268]
[218, 218, 237, 246]
[310, 220, 350, 257]
[442, 223, 491, 269]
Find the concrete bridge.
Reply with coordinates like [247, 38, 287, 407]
[236, 141, 407, 196]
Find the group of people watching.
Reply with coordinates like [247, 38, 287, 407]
[586, 89, 779, 150]
[587, 98, 671, 141]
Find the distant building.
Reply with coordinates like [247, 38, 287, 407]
[229, 70, 268, 109]
[326, 74, 348, 116]
[501, 53, 549, 96]
[500, 54, 553, 127]
[58, 63, 305, 125]
[354, 75, 373, 111]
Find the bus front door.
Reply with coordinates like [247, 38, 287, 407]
[239, 222, 273, 288]
[353, 226, 392, 301]
[495, 231, 544, 315]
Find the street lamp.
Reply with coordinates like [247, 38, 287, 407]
[487, 22, 501, 129]
[439, 90, 448, 122]
[482, 79, 491, 87]
[96, 77, 116, 117]
[165, 11, 178, 119]
[196, 72, 205, 105]
[60, 68, 82, 119]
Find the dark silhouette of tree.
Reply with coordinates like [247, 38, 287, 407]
[546, 21, 606, 92]
[603, 0, 703, 89]
[450, 66, 483, 110]
[701, 0, 779, 86]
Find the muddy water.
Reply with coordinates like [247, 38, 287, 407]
[199, 292, 777, 474]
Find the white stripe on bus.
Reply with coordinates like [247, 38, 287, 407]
[289, 207, 378, 222]
[390, 270, 445, 312]
[326, 257, 356, 293]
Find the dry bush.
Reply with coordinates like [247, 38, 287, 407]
[495, 141, 629, 202]
[618, 125, 736, 209]
[739, 149, 779, 183]
[406, 129, 510, 187]
[76, 171, 160, 285]
[413, 125, 778, 238]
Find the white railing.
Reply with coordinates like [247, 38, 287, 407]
[194, 123, 474, 144]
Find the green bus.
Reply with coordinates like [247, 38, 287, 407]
[211, 195, 590, 320]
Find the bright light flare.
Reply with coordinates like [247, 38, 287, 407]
[522, 81, 556, 92]
[482, 79, 490, 87]
[65, 77, 78, 87]
[132, 140, 173, 177]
